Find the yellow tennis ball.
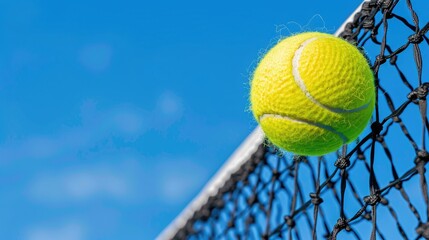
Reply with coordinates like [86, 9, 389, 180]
[250, 32, 375, 156]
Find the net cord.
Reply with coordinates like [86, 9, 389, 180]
[157, 127, 265, 239]
[156, 2, 366, 239]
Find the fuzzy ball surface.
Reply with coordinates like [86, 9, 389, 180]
[250, 32, 375, 156]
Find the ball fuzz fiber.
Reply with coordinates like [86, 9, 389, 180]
[250, 32, 375, 156]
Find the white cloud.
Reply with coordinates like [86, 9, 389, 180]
[0, 93, 186, 164]
[21, 136, 59, 158]
[29, 167, 131, 202]
[157, 91, 183, 116]
[156, 159, 208, 204]
[26, 155, 207, 206]
[26, 222, 85, 240]
[0, 102, 147, 163]
[79, 43, 112, 73]
[151, 91, 184, 130]
[65, 171, 128, 199]
[111, 108, 145, 135]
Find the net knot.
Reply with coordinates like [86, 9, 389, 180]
[334, 217, 348, 230]
[376, 135, 384, 143]
[222, 180, 237, 193]
[199, 206, 211, 221]
[214, 199, 224, 208]
[415, 150, 429, 168]
[389, 55, 397, 64]
[357, 148, 366, 160]
[375, 55, 387, 64]
[418, 150, 429, 160]
[272, 169, 280, 180]
[334, 157, 350, 169]
[309, 193, 324, 205]
[409, 33, 424, 44]
[294, 155, 307, 163]
[371, 121, 383, 135]
[360, 1, 375, 29]
[408, 83, 429, 101]
[362, 212, 372, 220]
[364, 194, 381, 206]
[364, 0, 378, 10]
[246, 214, 255, 225]
[361, 2, 372, 11]
[392, 116, 400, 122]
[227, 219, 235, 228]
[344, 22, 354, 31]
[379, 0, 393, 9]
[326, 180, 335, 189]
[363, 18, 375, 29]
[284, 215, 296, 228]
[416, 222, 429, 238]
[247, 194, 258, 205]
[244, 162, 256, 173]
[340, 26, 355, 42]
[385, 12, 394, 19]
[394, 182, 403, 189]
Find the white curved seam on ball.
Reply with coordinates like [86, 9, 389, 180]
[292, 37, 371, 114]
[259, 113, 348, 144]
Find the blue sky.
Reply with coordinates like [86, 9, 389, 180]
[0, 1, 373, 239]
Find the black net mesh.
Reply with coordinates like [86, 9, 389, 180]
[170, 0, 429, 239]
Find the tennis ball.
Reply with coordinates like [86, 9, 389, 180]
[250, 32, 375, 156]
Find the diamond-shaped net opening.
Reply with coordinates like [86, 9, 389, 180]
[163, 0, 429, 239]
